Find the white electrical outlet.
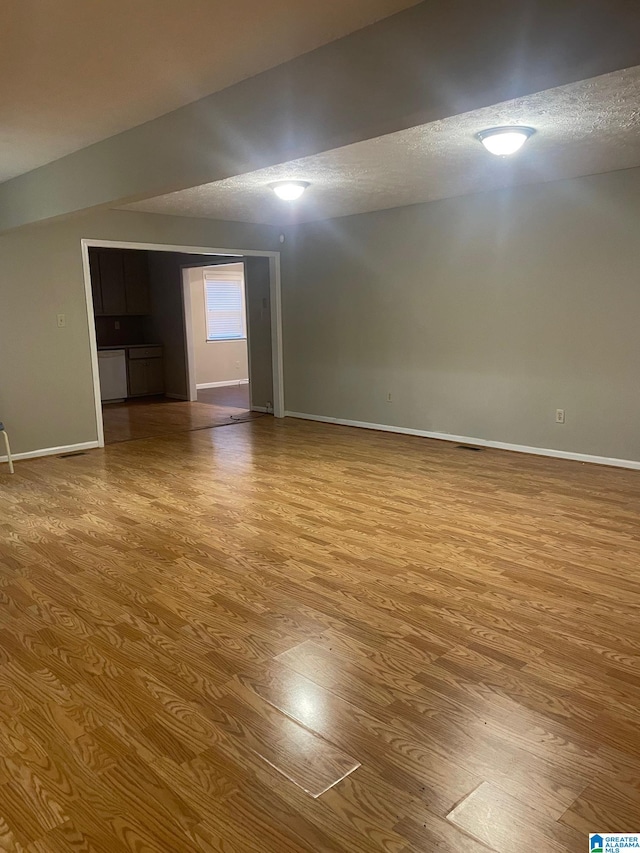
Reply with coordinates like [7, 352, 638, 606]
[556, 408, 565, 424]
[57, 313, 66, 328]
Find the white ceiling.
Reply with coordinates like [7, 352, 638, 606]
[0, 0, 419, 183]
[122, 67, 640, 225]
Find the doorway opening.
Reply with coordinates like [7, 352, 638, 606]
[82, 239, 283, 446]
[183, 261, 250, 411]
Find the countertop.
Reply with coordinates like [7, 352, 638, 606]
[97, 344, 162, 351]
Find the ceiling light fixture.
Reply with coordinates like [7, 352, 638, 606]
[271, 181, 310, 200]
[477, 126, 535, 156]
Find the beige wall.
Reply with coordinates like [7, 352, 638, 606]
[283, 167, 640, 464]
[0, 210, 278, 456]
[187, 265, 249, 387]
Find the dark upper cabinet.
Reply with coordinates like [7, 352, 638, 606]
[97, 250, 126, 315]
[123, 250, 151, 315]
[89, 251, 103, 315]
[90, 248, 150, 316]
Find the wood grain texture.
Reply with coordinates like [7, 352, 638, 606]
[1, 415, 640, 851]
[102, 384, 253, 444]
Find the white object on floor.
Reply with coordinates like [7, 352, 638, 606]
[1, 424, 14, 474]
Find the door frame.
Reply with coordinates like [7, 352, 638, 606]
[81, 239, 284, 448]
[181, 261, 250, 406]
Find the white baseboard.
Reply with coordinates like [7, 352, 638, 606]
[251, 406, 268, 413]
[284, 412, 640, 471]
[0, 440, 100, 465]
[197, 379, 249, 390]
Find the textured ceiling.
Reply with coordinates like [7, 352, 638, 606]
[0, 0, 419, 182]
[123, 67, 640, 225]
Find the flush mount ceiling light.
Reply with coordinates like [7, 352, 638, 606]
[477, 126, 535, 156]
[270, 180, 310, 200]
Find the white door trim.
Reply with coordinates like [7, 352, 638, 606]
[269, 254, 284, 418]
[182, 264, 252, 401]
[81, 238, 285, 448]
[181, 267, 198, 402]
[196, 380, 250, 390]
[80, 242, 106, 448]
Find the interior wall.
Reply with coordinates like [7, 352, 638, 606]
[282, 167, 640, 464]
[144, 252, 194, 399]
[187, 265, 249, 388]
[245, 257, 274, 411]
[95, 314, 146, 348]
[0, 210, 278, 456]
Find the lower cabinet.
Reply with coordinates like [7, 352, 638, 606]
[127, 348, 164, 396]
[144, 358, 165, 395]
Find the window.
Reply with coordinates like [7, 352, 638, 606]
[204, 274, 246, 341]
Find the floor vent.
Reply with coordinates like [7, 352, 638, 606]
[456, 445, 484, 452]
[58, 452, 88, 459]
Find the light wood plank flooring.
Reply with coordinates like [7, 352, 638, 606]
[1, 417, 640, 852]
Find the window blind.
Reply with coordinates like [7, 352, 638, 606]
[204, 278, 246, 341]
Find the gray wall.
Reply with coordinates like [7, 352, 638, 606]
[245, 257, 274, 411]
[0, 210, 278, 455]
[144, 252, 197, 399]
[1, 0, 638, 231]
[283, 167, 640, 463]
[4, 168, 640, 463]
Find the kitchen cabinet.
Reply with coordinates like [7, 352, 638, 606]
[98, 250, 127, 315]
[123, 250, 151, 315]
[89, 251, 103, 315]
[90, 248, 151, 316]
[144, 358, 165, 395]
[127, 347, 164, 396]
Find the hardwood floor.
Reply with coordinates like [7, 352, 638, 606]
[196, 385, 251, 409]
[1, 417, 640, 852]
[102, 384, 252, 445]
